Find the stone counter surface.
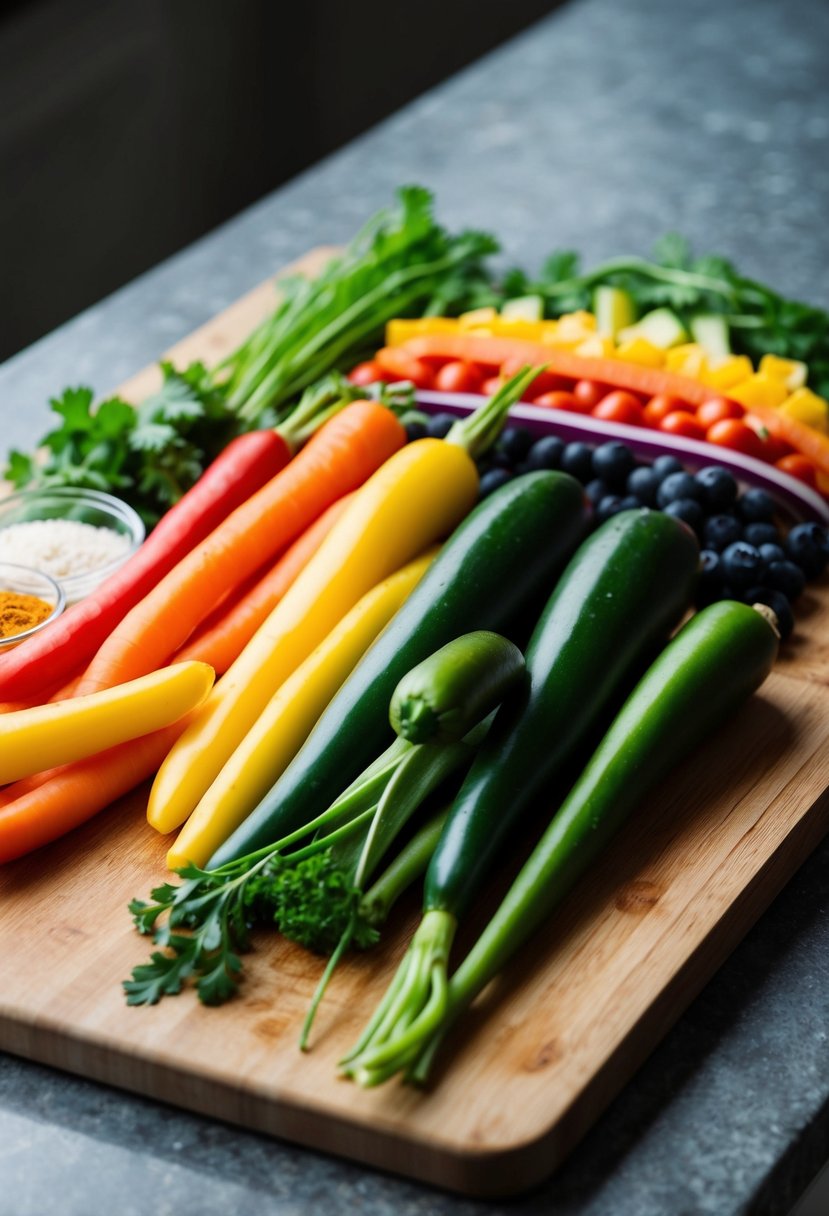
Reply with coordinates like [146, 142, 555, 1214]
[2, 0, 829, 1211]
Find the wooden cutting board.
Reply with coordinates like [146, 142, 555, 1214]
[2, 249, 829, 1198]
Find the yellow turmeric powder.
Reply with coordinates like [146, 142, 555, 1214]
[0, 590, 53, 639]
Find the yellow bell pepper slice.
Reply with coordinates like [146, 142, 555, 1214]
[575, 335, 616, 359]
[146, 439, 480, 835]
[0, 662, 214, 785]
[385, 317, 458, 347]
[729, 373, 790, 408]
[165, 550, 436, 867]
[458, 307, 498, 329]
[778, 387, 829, 434]
[759, 354, 808, 392]
[699, 355, 755, 390]
[614, 337, 666, 368]
[665, 343, 707, 375]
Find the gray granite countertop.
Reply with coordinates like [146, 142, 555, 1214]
[2, 0, 829, 1212]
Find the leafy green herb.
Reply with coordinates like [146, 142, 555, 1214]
[222, 185, 499, 423]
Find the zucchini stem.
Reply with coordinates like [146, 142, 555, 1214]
[340, 909, 457, 1082]
[446, 365, 542, 459]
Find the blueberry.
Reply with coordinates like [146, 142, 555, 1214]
[703, 514, 743, 552]
[404, 419, 428, 442]
[489, 448, 515, 469]
[526, 435, 565, 471]
[591, 442, 636, 490]
[425, 412, 456, 439]
[560, 442, 596, 483]
[496, 426, 534, 465]
[743, 521, 781, 549]
[758, 542, 786, 565]
[618, 495, 643, 511]
[742, 587, 794, 641]
[478, 468, 513, 499]
[786, 522, 829, 579]
[695, 465, 738, 511]
[697, 549, 723, 605]
[721, 541, 763, 589]
[663, 498, 704, 534]
[738, 487, 775, 524]
[596, 495, 625, 523]
[657, 471, 702, 508]
[652, 454, 684, 480]
[585, 478, 610, 506]
[627, 465, 661, 506]
[764, 559, 806, 600]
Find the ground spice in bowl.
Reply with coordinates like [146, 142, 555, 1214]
[0, 590, 53, 639]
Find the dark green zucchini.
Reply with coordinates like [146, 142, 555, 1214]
[407, 600, 780, 1082]
[340, 507, 701, 1083]
[425, 507, 700, 918]
[389, 631, 526, 744]
[208, 471, 590, 867]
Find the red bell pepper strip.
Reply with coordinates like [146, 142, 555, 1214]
[398, 333, 720, 406]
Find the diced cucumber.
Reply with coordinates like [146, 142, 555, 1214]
[500, 295, 544, 321]
[593, 285, 636, 338]
[690, 313, 732, 361]
[619, 307, 688, 349]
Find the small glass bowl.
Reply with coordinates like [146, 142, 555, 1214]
[0, 561, 65, 650]
[0, 488, 145, 604]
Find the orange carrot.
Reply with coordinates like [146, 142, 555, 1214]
[176, 495, 352, 673]
[0, 717, 189, 863]
[75, 401, 405, 694]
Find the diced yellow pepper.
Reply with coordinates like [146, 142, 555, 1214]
[665, 344, 707, 377]
[385, 317, 459, 346]
[778, 387, 829, 434]
[556, 309, 597, 334]
[458, 307, 498, 329]
[614, 337, 666, 368]
[729, 373, 789, 409]
[488, 319, 548, 341]
[759, 354, 808, 391]
[574, 335, 617, 359]
[699, 355, 755, 390]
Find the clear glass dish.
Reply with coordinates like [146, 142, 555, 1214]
[0, 488, 145, 604]
[0, 561, 65, 650]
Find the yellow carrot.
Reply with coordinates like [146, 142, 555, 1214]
[148, 439, 479, 832]
[0, 662, 214, 785]
[162, 549, 437, 863]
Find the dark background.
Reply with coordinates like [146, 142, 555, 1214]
[0, 0, 561, 363]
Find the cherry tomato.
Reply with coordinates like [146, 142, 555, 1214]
[501, 360, 570, 398]
[348, 360, 385, 386]
[374, 348, 435, 389]
[534, 390, 580, 413]
[573, 380, 607, 411]
[481, 376, 507, 396]
[697, 397, 743, 429]
[659, 411, 707, 441]
[775, 453, 820, 489]
[643, 395, 688, 427]
[742, 415, 794, 464]
[434, 361, 484, 394]
[706, 418, 766, 460]
[592, 391, 646, 427]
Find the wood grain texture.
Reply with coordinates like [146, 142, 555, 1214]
[1, 250, 828, 1197]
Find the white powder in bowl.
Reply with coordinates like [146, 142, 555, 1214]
[0, 518, 131, 581]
